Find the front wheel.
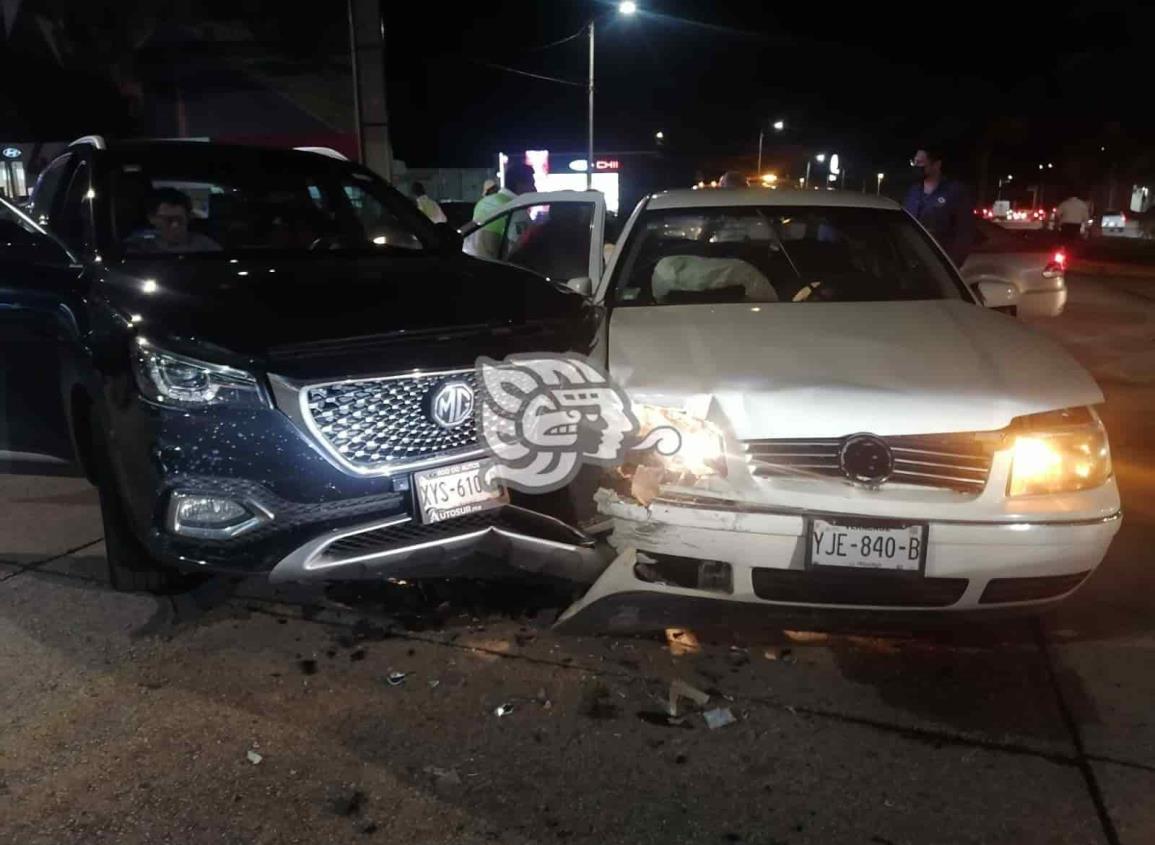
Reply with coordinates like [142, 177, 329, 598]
[91, 419, 195, 594]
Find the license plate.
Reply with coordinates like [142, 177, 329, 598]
[414, 459, 508, 524]
[806, 517, 928, 573]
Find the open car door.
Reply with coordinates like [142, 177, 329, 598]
[461, 190, 607, 295]
[0, 195, 84, 474]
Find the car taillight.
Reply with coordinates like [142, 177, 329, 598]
[1053, 250, 1066, 267]
[1044, 250, 1067, 278]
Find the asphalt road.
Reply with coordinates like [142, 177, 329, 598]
[1, 272, 1153, 845]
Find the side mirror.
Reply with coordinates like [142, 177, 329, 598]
[435, 221, 464, 255]
[973, 280, 1020, 309]
[565, 276, 593, 296]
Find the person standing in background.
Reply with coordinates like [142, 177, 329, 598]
[1056, 192, 1091, 243]
[903, 146, 974, 266]
[412, 182, 447, 224]
[465, 162, 536, 259]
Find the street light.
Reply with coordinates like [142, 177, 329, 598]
[876, 172, 885, 195]
[588, 4, 637, 189]
[756, 118, 785, 177]
[655, 130, 664, 141]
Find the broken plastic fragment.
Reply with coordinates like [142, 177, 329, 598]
[665, 628, 701, 656]
[667, 679, 711, 717]
[246, 749, 263, 765]
[386, 671, 407, 686]
[703, 707, 737, 730]
[494, 702, 515, 717]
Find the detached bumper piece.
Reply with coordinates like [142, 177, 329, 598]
[270, 505, 605, 584]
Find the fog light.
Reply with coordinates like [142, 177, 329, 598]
[167, 493, 271, 539]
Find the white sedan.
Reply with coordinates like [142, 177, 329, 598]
[468, 189, 1121, 619]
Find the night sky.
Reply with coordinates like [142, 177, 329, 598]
[3, 0, 1152, 191]
[384, 0, 1155, 177]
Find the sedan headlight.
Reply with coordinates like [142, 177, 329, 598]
[633, 404, 727, 478]
[1007, 407, 1112, 497]
[132, 340, 268, 409]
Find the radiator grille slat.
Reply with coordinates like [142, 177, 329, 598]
[744, 432, 998, 494]
[303, 370, 480, 472]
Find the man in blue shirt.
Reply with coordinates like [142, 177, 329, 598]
[903, 147, 973, 267]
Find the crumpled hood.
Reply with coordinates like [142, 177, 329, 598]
[608, 300, 1103, 438]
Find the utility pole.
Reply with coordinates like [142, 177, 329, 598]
[587, 18, 595, 190]
[348, 0, 394, 181]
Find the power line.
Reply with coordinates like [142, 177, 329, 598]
[463, 57, 583, 87]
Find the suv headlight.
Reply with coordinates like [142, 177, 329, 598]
[132, 340, 268, 409]
[1008, 407, 1112, 497]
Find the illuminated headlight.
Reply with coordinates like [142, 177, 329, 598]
[133, 340, 267, 408]
[1008, 408, 1112, 497]
[167, 493, 272, 539]
[634, 404, 727, 478]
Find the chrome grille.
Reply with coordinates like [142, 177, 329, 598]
[743, 432, 999, 494]
[303, 370, 480, 473]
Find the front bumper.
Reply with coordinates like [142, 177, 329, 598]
[110, 393, 598, 581]
[588, 489, 1122, 614]
[269, 504, 604, 584]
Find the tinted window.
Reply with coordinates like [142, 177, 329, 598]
[613, 206, 966, 306]
[27, 155, 73, 227]
[53, 161, 92, 252]
[498, 202, 593, 281]
[106, 153, 431, 257]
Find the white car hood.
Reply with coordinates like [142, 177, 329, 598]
[608, 300, 1102, 438]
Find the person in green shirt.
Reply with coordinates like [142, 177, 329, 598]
[466, 162, 536, 259]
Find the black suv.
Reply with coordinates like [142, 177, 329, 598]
[0, 139, 599, 591]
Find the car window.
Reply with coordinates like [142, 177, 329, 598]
[27, 154, 73, 227]
[612, 206, 967, 306]
[107, 154, 431, 257]
[53, 161, 93, 252]
[0, 196, 71, 264]
[497, 202, 594, 281]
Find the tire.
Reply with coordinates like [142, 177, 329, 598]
[90, 418, 190, 594]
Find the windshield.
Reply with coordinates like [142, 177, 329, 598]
[108, 153, 432, 258]
[612, 206, 967, 306]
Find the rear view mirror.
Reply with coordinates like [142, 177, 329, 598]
[565, 276, 593, 296]
[973, 280, 1020, 310]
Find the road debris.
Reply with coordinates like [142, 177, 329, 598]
[245, 749, 263, 765]
[665, 628, 701, 656]
[494, 702, 515, 717]
[703, 707, 738, 730]
[423, 766, 462, 791]
[668, 679, 711, 717]
[386, 671, 407, 686]
[764, 647, 793, 662]
[428, 679, 440, 690]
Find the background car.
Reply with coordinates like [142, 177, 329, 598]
[960, 218, 1067, 317]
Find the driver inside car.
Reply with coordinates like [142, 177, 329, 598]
[123, 187, 222, 254]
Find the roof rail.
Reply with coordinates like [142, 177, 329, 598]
[293, 146, 348, 161]
[69, 135, 107, 150]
